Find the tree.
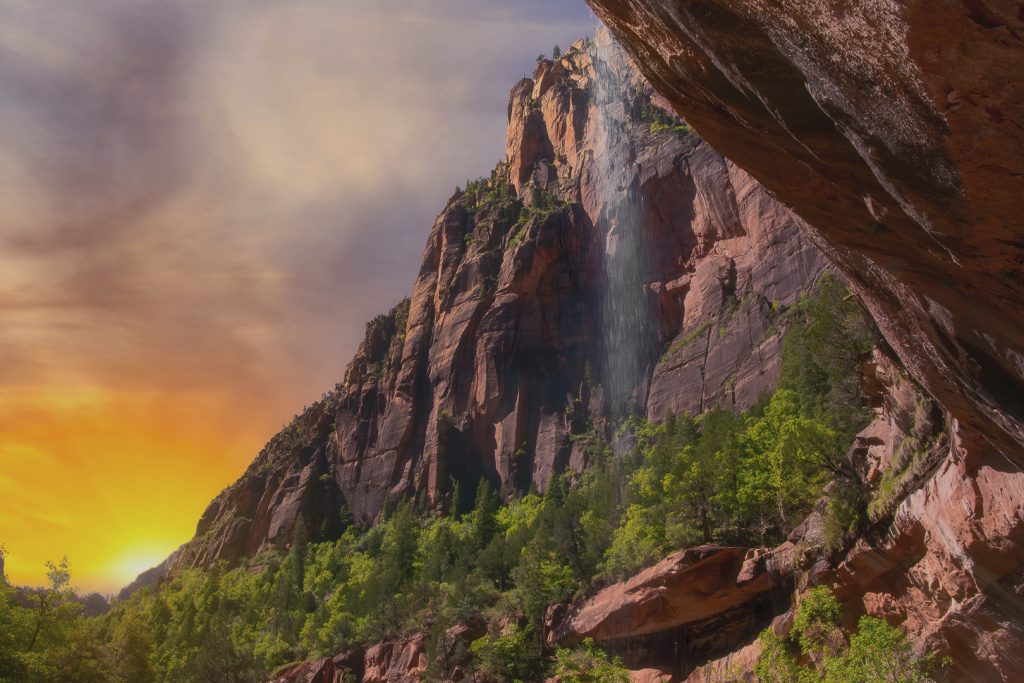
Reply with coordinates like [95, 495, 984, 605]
[791, 586, 843, 658]
[738, 391, 832, 543]
[470, 624, 540, 683]
[552, 45, 562, 58]
[106, 613, 156, 683]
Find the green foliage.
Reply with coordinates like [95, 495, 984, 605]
[637, 101, 693, 137]
[780, 273, 873, 445]
[825, 616, 941, 683]
[756, 587, 941, 682]
[462, 164, 516, 213]
[868, 398, 940, 522]
[779, 274, 874, 544]
[650, 120, 693, 136]
[470, 624, 542, 683]
[754, 630, 806, 683]
[553, 638, 630, 682]
[822, 477, 866, 554]
[659, 319, 712, 363]
[509, 183, 569, 247]
[0, 556, 144, 683]
[508, 223, 529, 250]
[791, 586, 842, 657]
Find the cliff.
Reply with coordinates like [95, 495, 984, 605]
[579, 2, 1024, 680]
[585, 0, 1024, 463]
[171, 38, 826, 573]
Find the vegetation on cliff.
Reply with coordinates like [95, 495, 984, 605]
[756, 586, 942, 682]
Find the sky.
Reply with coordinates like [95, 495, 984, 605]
[0, 0, 595, 594]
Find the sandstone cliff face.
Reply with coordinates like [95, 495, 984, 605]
[585, 0, 1024, 465]
[574, 3, 1024, 679]
[172, 40, 827, 575]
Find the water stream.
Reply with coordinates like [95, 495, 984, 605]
[591, 31, 656, 419]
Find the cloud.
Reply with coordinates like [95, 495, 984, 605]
[0, 0, 593, 590]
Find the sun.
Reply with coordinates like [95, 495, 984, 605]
[106, 543, 175, 589]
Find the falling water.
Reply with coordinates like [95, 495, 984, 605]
[591, 31, 656, 419]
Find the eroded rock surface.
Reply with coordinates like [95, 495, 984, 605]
[548, 545, 788, 678]
[551, 546, 783, 646]
[578, 3, 1024, 678]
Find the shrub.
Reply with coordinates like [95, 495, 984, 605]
[553, 638, 630, 682]
[756, 587, 942, 682]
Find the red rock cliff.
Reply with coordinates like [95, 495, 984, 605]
[171, 39, 827, 570]
[576, 3, 1024, 679]
[585, 0, 1024, 465]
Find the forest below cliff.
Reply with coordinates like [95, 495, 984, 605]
[0, 276, 945, 682]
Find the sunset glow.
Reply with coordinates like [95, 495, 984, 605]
[0, 0, 591, 594]
[0, 385, 274, 594]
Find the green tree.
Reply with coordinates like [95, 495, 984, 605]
[756, 588, 941, 683]
[738, 391, 833, 543]
[470, 624, 542, 683]
[791, 586, 843, 658]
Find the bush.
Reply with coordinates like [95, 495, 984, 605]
[553, 638, 630, 682]
[756, 587, 942, 682]
[825, 616, 940, 683]
[791, 586, 842, 657]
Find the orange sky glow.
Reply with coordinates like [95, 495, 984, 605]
[0, 0, 592, 594]
[0, 386, 275, 593]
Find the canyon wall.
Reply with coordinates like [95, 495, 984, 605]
[579, 2, 1024, 680]
[585, 0, 1024, 464]
[172, 39, 827, 573]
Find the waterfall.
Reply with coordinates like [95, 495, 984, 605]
[591, 30, 655, 419]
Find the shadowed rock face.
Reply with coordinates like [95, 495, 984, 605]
[584, 0, 1024, 464]
[171, 39, 826, 570]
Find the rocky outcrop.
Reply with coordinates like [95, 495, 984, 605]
[171, 38, 828, 571]
[549, 546, 788, 678]
[268, 628, 485, 683]
[551, 547, 783, 646]
[362, 637, 426, 683]
[269, 648, 363, 683]
[800, 351, 1024, 680]
[585, 0, 1024, 466]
